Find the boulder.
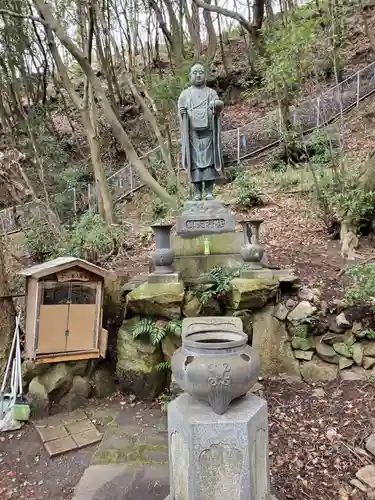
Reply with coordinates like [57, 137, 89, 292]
[352, 321, 366, 338]
[321, 332, 345, 345]
[333, 342, 352, 358]
[252, 305, 301, 379]
[294, 350, 314, 361]
[116, 317, 166, 400]
[340, 366, 367, 381]
[352, 344, 364, 366]
[327, 315, 346, 334]
[161, 335, 181, 362]
[336, 312, 351, 328]
[21, 360, 50, 385]
[363, 357, 375, 370]
[126, 281, 184, 319]
[27, 377, 49, 418]
[299, 356, 338, 383]
[315, 337, 340, 364]
[288, 301, 317, 325]
[285, 298, 298, 310]
[289, 324, 309, 339]
[90, 366, 116, 398]
[182, 291, 201, 317]
[356, 465, 375, 489]
[68, 360, 90, 377]
[343, 330, 356, 346]
[38, 363, 72, 401]
[274, 303, 289, 321]
[228, 278, 279, 310]
[338, 357, 354, 370]
[59, 376, 91, 411]
[363, 342, 375, 357]
[366, 433, 375, 457]
[291, 336, 315, 351]
[298, 287, 321, 305]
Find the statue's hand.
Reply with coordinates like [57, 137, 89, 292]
[179, 106, 187, 116]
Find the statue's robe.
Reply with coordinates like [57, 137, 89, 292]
[178, 86, 223, 183]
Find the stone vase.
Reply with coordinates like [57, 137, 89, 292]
[151, 224, 174, 274]
[239, 219, 264, 269]
[171, 328, 260, 415]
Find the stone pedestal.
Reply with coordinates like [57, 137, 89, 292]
[166, 392, 270, 500]
[241, 267, 274, 280]
[172, 232, 243, 281]
[176, 200, 235, 236]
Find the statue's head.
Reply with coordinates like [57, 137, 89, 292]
[189, 64, 206, 87]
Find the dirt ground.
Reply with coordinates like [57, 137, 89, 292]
[1, 380, 374, 500]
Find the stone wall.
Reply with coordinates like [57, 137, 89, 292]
[119, 274, 375, 399]
[24, 359, 116, 418]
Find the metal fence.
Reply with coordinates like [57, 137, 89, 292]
[2, 60, 375, 234]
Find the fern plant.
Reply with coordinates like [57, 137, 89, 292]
[155, 360, 171, 371]
[132, 318, 182, 346]
[195, 266, 240, 305]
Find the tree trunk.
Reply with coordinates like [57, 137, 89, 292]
[0, 237, 16, 374]
[33, 0, 175, 208]
[202, 0, 217, 63]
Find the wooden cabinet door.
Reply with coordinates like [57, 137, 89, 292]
[65, 283, 98, 352]
[37, 304, 69, 353]
[66, 304, 97, 351]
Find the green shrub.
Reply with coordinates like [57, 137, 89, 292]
[265, 152, 286, 171]
[24, 216, 60, 263]
[233, 171, 263, 208]
[345, 263, 375, 309]
[59, 212, 123, 260]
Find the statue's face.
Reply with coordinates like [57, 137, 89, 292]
[190, 65, 206, 87]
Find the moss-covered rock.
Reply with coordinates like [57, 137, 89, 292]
[38, 363, 73, 400]
[252, 305, 301, 379]
[182, 291, 201, 317]
[288, 301, 317, 325]
[289, 324, 309, 339]
[161, 335, 181, 362]
[90, 366, 116, 398]
[299, 356, 338, 383]
[116, 317, 166, 400]
[315, 337, 340, 364]
[228, 278, 279, 310]
[333, 342, 352, 358]
[291, 336, 315, 351]
[126, 281, 184, 319]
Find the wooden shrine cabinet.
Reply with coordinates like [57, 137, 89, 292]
[19, 257, 110, 364]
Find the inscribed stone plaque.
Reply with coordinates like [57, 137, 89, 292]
[250, 428, 269, 500]
[198, 444, 243, 499]
[182, 317, 243, 336]
[171, 431, 189, 500]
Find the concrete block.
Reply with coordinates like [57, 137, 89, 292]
[166, 393, 270, 500]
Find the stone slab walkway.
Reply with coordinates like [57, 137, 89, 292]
[34, 409, 102, 457]
[72, 405, 169, 500]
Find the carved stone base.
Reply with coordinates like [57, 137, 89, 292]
[166, 393, 271, 500]
[148, 272, 180, 284]
[240, 267, 274, 280]
[176, 200, 236, 237]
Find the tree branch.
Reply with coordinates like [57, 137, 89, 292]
[192, 0, 256, 38]
[0, 7, 45, 24]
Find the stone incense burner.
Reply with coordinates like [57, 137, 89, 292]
[171, 328, 260, 415]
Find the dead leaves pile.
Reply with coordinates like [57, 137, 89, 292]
[265, 379, 375, 499]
